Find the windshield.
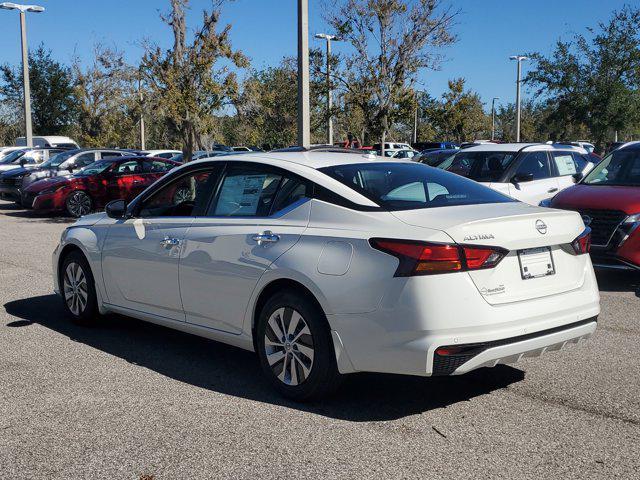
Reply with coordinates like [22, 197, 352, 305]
[441, 151, 517, 182]
[40, 150, 76, 169]
[319, 162, 515, 211]
[74, 160, 114, 176]
[0, 150, 26, 165]
[583, 148, 640, 186]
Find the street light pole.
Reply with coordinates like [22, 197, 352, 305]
[297, 0, 310, 148]
[491, 97, 499, 141]
[0, 3, 45, 148]
[509, 55, 527, 142]
[315, 33, 339, 146]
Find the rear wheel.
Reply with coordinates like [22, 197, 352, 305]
[256, 290, 341, 401]
[65, 191, 92, 217]
[60, 251, 99, 325]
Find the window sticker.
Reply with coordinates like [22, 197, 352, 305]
[216, 174, 268, 215]
[554, 154, 577, 175]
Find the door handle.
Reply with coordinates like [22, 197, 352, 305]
[547, 187, 558, 193]
[253, 231, 280, 245]
[160, 236, 181, 248]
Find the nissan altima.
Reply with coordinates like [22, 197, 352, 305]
[52, 151, 600, 401]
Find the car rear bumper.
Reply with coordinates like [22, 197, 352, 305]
[327, 261, 600, 376]
[433, 318, 597, 375]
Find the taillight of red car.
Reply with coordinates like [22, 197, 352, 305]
[369, 238, 508, 276]
[569, 228, 591, 255]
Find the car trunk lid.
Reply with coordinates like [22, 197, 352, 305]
[391, 203, 590, 305]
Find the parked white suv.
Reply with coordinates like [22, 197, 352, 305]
[440, 143, 596, 205]
[53, 151, 599, 400]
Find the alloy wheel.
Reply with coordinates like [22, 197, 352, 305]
[264, 307, 315, 386]
[63, 262, 88, 316]
[67, 192, 91, 217]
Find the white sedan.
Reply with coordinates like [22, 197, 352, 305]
[52, 151, 599, 400]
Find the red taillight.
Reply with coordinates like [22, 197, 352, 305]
[570, 228, 591, 255]
[370, 239, 507, 276]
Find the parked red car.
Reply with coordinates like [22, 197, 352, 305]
[550, 142, 640, 270]
[22, 156, 179, 217]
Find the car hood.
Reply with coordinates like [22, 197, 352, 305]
[552, 184, 640, 215]
[70, 212, 106, 227]
[0, 167, 29, 178]
[24, 175, 73, 192]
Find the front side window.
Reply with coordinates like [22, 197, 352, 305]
[100, 151, 122, 159]
[583, 149, 640, 186]
[516, 151, 551, 179]
[115, 160, 141, 174]
[320, 162, 515, 210]
[209, 167, 282, 217]
[143, 160, 174, 173]
[139, 169, 219, 217]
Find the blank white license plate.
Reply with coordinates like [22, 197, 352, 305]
[518, 247, 555, 280]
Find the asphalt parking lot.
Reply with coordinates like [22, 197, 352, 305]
[0, 199, 639, 479]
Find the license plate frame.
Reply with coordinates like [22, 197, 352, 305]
[517, 246, 555, 280]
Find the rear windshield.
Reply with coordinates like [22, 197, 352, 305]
[75, 160, 114, 176]
[319, 162, 515, 210]
[441, 151, 517, 182]
[583, 148, 640, 186]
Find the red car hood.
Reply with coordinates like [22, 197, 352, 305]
[552, 184, 640, 215]
[24, 175, 80, 193]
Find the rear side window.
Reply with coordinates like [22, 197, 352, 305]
[210, 167, 282, 217]
[551, 151, 577, 176]
[320, 162, 515, 211]
[444, 151, 516, 182]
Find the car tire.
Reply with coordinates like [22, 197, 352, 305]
[256, 290, 341, 401]
[65, 190, 92, 218]
[60, 250, 99, 325]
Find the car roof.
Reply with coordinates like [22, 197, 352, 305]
[617, 141, 640, 151]
[460, 142, 585, 153]
[184, 150, 400, 207]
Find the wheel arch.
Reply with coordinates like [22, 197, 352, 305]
[250, 277, 328, 348]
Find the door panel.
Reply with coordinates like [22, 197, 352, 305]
[102, 217, 193, 320]
[507, 151, 559, 205]
[179, 201, 311, 333]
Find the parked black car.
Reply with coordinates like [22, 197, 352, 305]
[415, 148, 460, 167]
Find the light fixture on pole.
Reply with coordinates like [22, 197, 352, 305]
[0, 2, 45, 148]
[297, 0, 310, 148]
[491, 97, 499, 141]
[509, 55, 528, 142]
[314, 33, 340, 146]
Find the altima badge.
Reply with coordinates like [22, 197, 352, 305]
[535, 219, 547, 235]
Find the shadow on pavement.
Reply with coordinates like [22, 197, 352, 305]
[595, 269, 640, 297]
[4, 294, 525, 422]
[2, 209, 74, 224]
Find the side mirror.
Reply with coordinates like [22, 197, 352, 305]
[572, 172, 584, 183]
[19, 158, 26, 167]
[511, 173, 534, 184]
[105, 199, 127, 219]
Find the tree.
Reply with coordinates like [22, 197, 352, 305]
[419, 78, 489, 142]
[0, 45, 77, 136]
[141, 0, 248, 161]
[327, 0, 458, 151]
[526, 5, 640, 147]
[73, 45, 141, 148]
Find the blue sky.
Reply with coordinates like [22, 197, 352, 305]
[0, 0, 632, 109]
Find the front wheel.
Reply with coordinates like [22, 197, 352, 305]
[256, 290, 341, 401]
[60, 251, 99, 325]
[65, 190, 92, 217]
